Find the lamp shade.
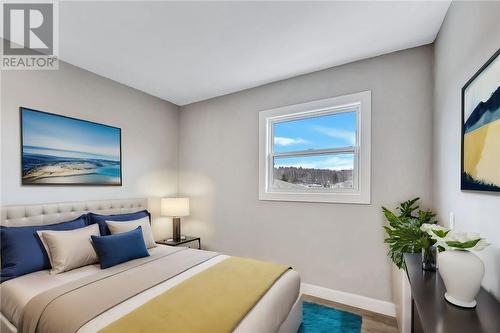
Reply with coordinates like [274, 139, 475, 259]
[161, 198, 190, 217]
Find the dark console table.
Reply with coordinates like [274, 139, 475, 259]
[404, 253, 500, 333]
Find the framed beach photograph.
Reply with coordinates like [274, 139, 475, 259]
[461, 49, 500, 192]
[20, 107, 122, 185]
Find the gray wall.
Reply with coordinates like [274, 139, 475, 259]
[1, 60, 179, 238]
[433, 1, 500, 300]
[179, 46, 434, 302]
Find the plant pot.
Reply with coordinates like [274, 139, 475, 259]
[437, 250, 484, 308]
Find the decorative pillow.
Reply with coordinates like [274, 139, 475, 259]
[37, 224, 100, 274]
[0, 215, 87, 282]
[91, 227, 149, 269]
[87, 210, 151, 236]
[106, 217, 156, 249]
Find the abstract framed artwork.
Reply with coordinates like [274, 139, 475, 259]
[20, 107, 122, 185]
[461, 49, 500, 192]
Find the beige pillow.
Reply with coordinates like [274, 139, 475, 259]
[37, 224, 100, 274]
[106, 217, 156, 249]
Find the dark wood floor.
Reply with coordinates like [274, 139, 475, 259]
[302, 294, 399, 333]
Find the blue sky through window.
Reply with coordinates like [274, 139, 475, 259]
[273, 111, 356, 170]
[273, 111, 356, 153]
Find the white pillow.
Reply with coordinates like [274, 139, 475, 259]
[106, 217, 156, 249]
[37, 224, 100, 274]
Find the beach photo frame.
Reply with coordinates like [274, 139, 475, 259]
[461, 49, 500, 192]
[20, 107, 122, 186]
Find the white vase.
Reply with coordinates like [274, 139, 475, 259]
[437, 250, 485, 308]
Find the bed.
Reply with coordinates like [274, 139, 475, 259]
[0, 198, 302, 333]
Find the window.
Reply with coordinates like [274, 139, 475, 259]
[259, 91, 371, 204]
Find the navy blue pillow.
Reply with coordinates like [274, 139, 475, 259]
[91, 226, 149, 269]
[87, 210, 150, 236]
[0, 215, 87, 282]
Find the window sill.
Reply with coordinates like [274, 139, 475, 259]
[258, 191, 371, 204]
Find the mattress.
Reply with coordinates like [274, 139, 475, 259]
[0, 245, 300, 333]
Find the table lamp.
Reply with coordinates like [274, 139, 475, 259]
[161, 197, 189, 242]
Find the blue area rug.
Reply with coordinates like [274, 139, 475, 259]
[299, 301, 362, 333]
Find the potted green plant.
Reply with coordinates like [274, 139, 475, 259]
[382, 198, 438, 270]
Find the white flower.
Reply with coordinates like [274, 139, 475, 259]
[446, 231, 479, 242]
[445, 231, 478, 243]
[420, 223, 434, 233]
[420, 224, 490, 252]
[420, 224, 449, 239]
[442, 231, 490, 252]
[471, 239, 490, 251]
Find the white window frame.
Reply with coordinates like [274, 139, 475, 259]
[258, 91, 371, 204]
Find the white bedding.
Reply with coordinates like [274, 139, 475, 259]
[0, 246, 300, 333]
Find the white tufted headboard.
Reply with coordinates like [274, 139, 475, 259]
[1, 198, 148, 227]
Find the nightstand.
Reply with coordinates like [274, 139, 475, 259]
[156, 236, 201, 249]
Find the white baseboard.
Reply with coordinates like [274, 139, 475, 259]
[301, 283, 396, 317]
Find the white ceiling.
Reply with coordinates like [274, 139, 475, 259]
[58, 1, 450, 106]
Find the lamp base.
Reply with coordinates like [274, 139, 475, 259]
[172, 217, 182, 242]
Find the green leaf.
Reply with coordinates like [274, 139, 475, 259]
[431, 229, 450, 238]
[398, 198, 420, 218]
[383, 207, 401, 227]
[445, 239, 481, 249]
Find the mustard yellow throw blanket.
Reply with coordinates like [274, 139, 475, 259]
[99, 257, 290, 333]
